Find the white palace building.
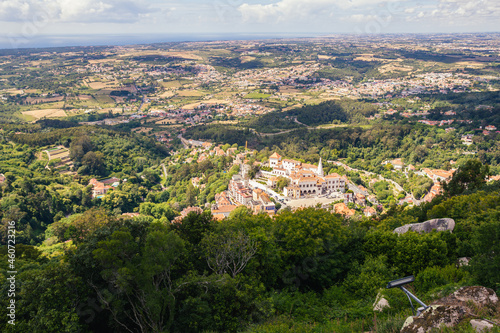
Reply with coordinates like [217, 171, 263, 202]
[267, 152, 346, 199]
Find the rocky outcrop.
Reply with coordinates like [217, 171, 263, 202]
[470, 319, 495, 332]
[401, 286, 499, 332]
[373, 292, 390, 312]
[401, 305, 470, 332]
[458, 257, 471, 267]
[394, 218, 455, 234]
[432, 286, 498, 312]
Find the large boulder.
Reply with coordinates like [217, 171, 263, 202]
[400, 286, 499, 332]
[373, 292, 390, 312]
[394, 218, 455, 234]
[401, 305, 471, 332]
[432, 286, 498, 313]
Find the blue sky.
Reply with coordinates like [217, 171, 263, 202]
[1, 0, 499, 40]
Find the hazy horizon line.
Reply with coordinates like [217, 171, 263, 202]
[1, 31, 499, 51]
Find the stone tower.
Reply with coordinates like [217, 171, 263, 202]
[318, 158, 324, 177]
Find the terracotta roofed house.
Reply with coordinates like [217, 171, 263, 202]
[269, 152, 282, 167]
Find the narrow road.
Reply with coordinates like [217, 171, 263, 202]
[256, 128, 300, 137]
[43, 150, 52, 169]
[160, 163, 168, 189]
[161, 163, 168, 180]
[177, 134, 189, 149]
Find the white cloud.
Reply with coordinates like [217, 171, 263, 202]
[405, 0, 500, 22]
[0, 0, 154, 23]
[342, 14, 378, 22]
[238, 0, 402, 23]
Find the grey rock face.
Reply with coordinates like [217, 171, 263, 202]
[394, 218, 455, 234]
[373, 292, 390, 312]
[470, 319, 494, 332]
[433, 286, 499, 310]
[401, 305, 469, 332]
[401, 286, 499, 333]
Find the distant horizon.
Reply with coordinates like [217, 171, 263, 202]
[2, 31, 500, 51]
[0, 32, 319, 50]
[2, 0, 499, 50]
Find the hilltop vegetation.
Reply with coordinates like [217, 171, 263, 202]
[1, 167, 500, 332]
[0, 125, 168, 244]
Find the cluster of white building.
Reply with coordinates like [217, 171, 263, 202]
[210, 175, 277, 219]
[266, 152, 346, 199]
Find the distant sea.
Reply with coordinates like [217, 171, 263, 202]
[0, 33, 320, 50]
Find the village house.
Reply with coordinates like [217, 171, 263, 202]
[89, 177, 120, 198]
[391, 158, 404, 170]
[0, 173, 5, 184]
[267, 176, 279, 188]
[229, 175, 253, 206]
[215, 192, 233, 207]
[211, 205, 239, 220]
[488, 175, 500, 182]
[367, 195, 379, 205]
[383, 158, 404, 170]
[227, 147, 237, 156]
[214, 147, 226, 156]
[250, 189, 276, 215]
[283, 185, 301, 199]
[461, 134, 474, 145]
[269, 152, 282, 167]
[424, 182, 444, 202]
[422, 168, 455, 183]
[355, 193, 366, 206]
[363, 206, 377, 217]
[344, 192, 354, 203]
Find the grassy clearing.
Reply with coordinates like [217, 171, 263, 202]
[161, 80, 191, 88]
[22, 109, 67, 120]
[177, 90, 206, 97]
[245, 92, 272, 99]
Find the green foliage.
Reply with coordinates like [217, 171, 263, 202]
[443, 159, 490, 197]
[364, 230, 454, 276]
[469, 221, 500, 292]
[0, 261, 86, 333]
[286, 101, 346, 126]
[344, 255, 396, 298]
[139, 202, 178, 221]
[414, 265, 471, 293]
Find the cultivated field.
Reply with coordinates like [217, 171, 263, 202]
[177, 90, 206, 97]
[22, 109, 67, 119]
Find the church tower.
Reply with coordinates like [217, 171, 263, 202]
[318, 158, 324, 177]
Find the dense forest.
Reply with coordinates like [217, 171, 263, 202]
[1, 164, 499, 332]
[241, 100, 378, 133]
[0, 125, 168, 244]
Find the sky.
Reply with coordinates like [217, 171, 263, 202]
[0, 0, 499, 48]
